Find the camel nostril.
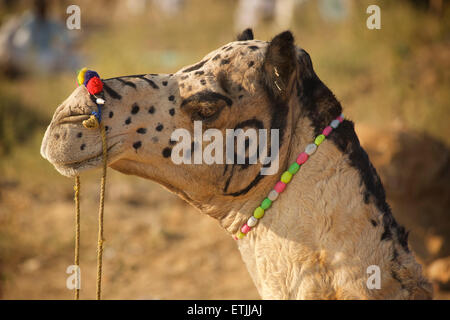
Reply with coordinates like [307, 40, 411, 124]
[54, 133, 60, 140]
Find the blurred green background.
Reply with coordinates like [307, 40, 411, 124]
[0, 0, 449, 299]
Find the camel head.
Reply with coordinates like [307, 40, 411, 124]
[41, 29, 316, 217]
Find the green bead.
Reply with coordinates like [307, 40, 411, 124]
[280, 171, 292, 184]
[315, 134, 326, 146]
[288, 162, 300, 175]
[237, 232, 246, 239]
[253, 207, 265, 219]
[261, 198, 272, 210]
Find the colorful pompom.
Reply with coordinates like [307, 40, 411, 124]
[83, 70, 100, 86]
[86, 76, 103, 95]
[76, 68, 105, 126]
[77, 67, 88, 86]
[77, 68, 103, 95]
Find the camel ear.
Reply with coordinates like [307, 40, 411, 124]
[262, 31, 297, 102]
[237, 28, 254, 41]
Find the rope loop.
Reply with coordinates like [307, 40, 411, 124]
[74, 68, 107, 300]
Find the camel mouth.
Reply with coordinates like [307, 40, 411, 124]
[52, 141, 121, 177]
[57, 114, 91, 125]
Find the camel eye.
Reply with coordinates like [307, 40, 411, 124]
[181, 91, 230, 123]
[191, 100, 225, 122]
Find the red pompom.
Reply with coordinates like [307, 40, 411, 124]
[86, 76, 103, 95]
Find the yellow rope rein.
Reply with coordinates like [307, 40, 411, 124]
[74, 176, 80, 300]
[74, 115, 107, 300]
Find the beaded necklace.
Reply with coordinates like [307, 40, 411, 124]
[234, 114, 344, 240]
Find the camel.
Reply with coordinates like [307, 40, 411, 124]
[40, 29, 432, 299]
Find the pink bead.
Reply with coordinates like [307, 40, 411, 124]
[296, 152, 309, 165]
[323, 126, 332, 136]
[337, 115, 344, 123]
[274, 181, 286, 193]
[241, 224, 251, 234]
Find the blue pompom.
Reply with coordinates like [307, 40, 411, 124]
[83, 70, 100, 86]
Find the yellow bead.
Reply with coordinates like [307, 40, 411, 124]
[253, 207, 265, 219]
[281, 171, 292, 184]
[237, 232, 246, 239]
[315, 134, 326, 146]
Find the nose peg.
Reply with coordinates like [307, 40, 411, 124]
[83, 114, 99, 129]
